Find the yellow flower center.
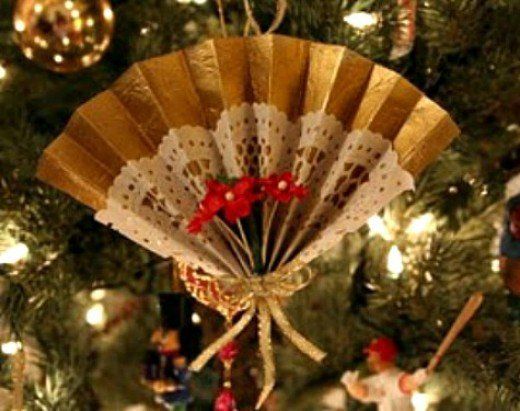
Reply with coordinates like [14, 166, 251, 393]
[278, 180, 288, 190]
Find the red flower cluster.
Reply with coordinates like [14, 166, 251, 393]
[187, 173, 308, 234]
[259, 172, 309, 203]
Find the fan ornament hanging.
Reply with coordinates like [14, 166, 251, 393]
[36, 0, 459, 408]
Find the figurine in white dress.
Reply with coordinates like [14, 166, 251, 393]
[341, 337, 428, 411]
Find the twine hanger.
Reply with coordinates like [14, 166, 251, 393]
[214, 0, 288, 37]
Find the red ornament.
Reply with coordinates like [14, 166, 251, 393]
[510, 205, 520, 240]
[259, 172, 309, 203]
[214, 388, 238, 411]
[218, 341, 240, 362]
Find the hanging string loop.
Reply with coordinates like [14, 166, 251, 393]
[215, 0, 288, 37]
[243, 0, 288, 36]
[215, 0, 228, 37]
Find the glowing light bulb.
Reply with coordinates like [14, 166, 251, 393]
[53, 54, 64, 64]
[367, 215, 391, 240]
[343, 12, 378, 29]
[407, 213, 435, 235]
[191, 312, 201, 324]
[1, 341, 22, 355]
[14, 19, 26, 32]
[0, 64, 6, 80]
[86, 303, 106, 326]
[103, 7, 114, 21]
[411, 392, 430, 411]
[90, 289, 106, 301]
[387, 245, 404, 278]
[23, 47, 34, 59]
[177, 0, 192, 3]
[70, 9, 80, 19]
[0, 243, 29, 265]
[491, 258, 500, 273]
[64, 0, 74, 10]
[34, 3, 43, 13]
[193, 0, 207, 4]
[39, 38, 49, 49]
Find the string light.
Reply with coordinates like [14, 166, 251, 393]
[343, 12, 378, 29]
[0, 63, 6, 80]
[103, 7, 114, 21]
[411, 392, 431, 411]
[14, 18, 25, 32]
[0, 243, 29, 265]
[90, 289, 107, 301]
[448, 186, 458, 194]
[86, 303, 106, 327]
[407, 213, 435, 235]
[191, 312, 201, 324]
[387, 245, 404, 278]
[1, 341, 22, 355]
[491, 258, 501, 273]
[424, 271, 433, 282]
[367, 215, 392, 240]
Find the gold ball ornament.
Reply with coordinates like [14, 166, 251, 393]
[13, 0, 114, 73]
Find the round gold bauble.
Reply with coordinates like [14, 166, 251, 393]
[13, 0, 114, 73]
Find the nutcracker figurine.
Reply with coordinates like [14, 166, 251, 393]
[143, 292, 202, 410]
[500, 172, 520, 295]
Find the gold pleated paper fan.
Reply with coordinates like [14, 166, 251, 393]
[37, 34, 459, 408]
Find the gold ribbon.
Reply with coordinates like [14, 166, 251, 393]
[189, 265, 326, 410]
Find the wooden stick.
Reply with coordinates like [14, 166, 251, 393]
[427, 292, 484, 374]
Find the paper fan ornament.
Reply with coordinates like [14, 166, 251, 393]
[37, 34, 458, 408]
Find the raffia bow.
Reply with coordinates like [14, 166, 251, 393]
[189, 264, 326, 410]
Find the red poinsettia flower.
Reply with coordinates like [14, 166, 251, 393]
[186, 208, 212, 234]
[222, 176, 261, 223]
[187, 177, 261, 233]
[259, 172, 309, 203]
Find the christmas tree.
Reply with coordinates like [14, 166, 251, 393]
[0, 0, 519, 410]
